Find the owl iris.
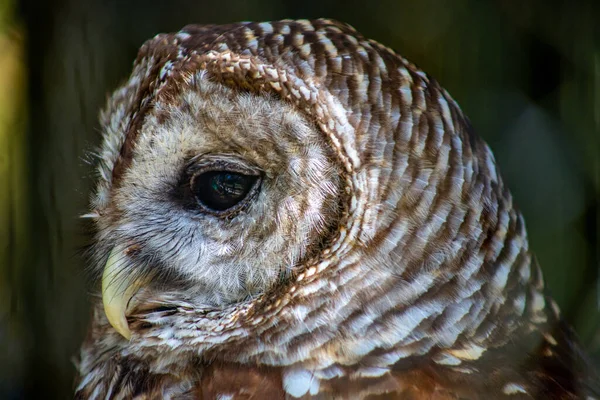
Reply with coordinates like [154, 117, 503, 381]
[192, 170, 258, 211]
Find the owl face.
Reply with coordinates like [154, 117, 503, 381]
[95, 77, 341, 338]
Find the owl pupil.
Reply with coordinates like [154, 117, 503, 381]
[192, 171, 258, 212]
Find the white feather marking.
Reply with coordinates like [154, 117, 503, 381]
[90, 385, 101, 400]
[309, 375, 320, 395]
[543, 333, 558, 346]
[291, 305, 309, 321]
[378, 346, 427, 366]
[283, 369, 317, 398]
[159, 61, 173, 80]
[452, 367, 475, 374]
[314, 366, 345, 380]
[300, 43, 312, 57]
[75, 371, 94, 392]
[80, 212, 100, 219]
[354, 367, 389, 378]
[502, 383, 527, 395]
[531, 290, 546, 313]
[550, 299, 561, 318]
[175, 32, 190, 40]
[258, 22, 274, 34]
[348, 338, 377, 358]
[378, 301, 443, 345]
[519, 261, 531, 283]
[447, 344, 486, 360]
[299, 86, 311, 101]
[415, 69, 428, 81]
[484, 145, 499, 183]
[491, 261, 510, 291]
[433, 353, 462, 366]
[513, 292, 526, 315]
[318, 35, 338, 57]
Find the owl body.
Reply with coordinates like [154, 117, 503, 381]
[76, 20, 598, 399]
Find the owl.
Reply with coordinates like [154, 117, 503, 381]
[75, 19, 598, 399]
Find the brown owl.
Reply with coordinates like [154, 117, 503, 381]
[75, 19, 599, 399]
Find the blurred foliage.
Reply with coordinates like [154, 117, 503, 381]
[2, 0, 598, 398]
[0, 0, 27, 397]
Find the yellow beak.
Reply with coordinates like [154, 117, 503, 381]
[101, 246, 143, 340]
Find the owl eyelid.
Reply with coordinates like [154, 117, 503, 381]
[187, 162, 261, 178]
[185, 154, 262, 177]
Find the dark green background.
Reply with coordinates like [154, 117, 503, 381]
[1, 0, 598, 398]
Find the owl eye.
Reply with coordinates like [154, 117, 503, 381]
[191, 170, 260, 213]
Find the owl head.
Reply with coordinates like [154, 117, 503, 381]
[95, 67, 348, 336]
[86, 20, 546, 369]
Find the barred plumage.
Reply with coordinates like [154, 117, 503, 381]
[76, 19, 598, 399]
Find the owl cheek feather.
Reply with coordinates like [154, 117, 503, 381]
[101, 245, 148, 340]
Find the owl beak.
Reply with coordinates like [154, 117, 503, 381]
[102, 246, 143, 340]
